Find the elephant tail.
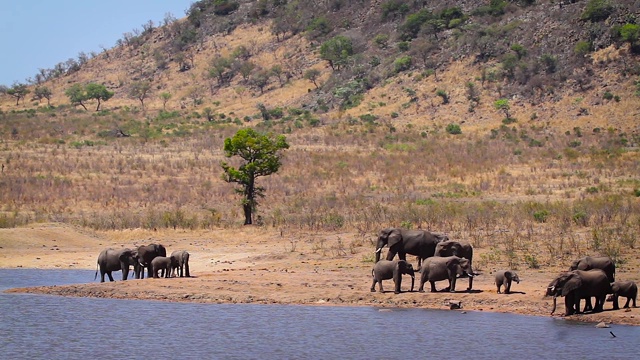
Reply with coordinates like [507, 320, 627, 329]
[94, 262, 98, 281]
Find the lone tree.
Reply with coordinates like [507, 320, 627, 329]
[129, 81, 152, 110]
[220, 128, 289, 225]
[85, 83, 114, 111]
[6, 83, 30, 105]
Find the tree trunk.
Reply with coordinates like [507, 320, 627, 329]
[243, 203, 252, 225]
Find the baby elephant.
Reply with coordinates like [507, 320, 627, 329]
[151, 256, 178, 278]
[371, 260, 415, 294]
[495, 270, 520, 294]
[609, 281, 637, 309]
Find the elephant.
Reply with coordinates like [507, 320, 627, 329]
[170, 250, 191, 277]
[94, 248, 140, 282]
[494, 270, 520, 294]
[375, 228, 448, 267]
[569, 256, 615, 282]
[609, 281, 637, 310]
[434, 240, 475, 290]
[418, 256, 473, 293]
[151, 256, 179, 279]
[370, 260, 415, 294]
[136, 243, 167, 279]
[546, 269, 611, 316]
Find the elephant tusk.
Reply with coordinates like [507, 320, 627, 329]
[374, 248, 382, 254]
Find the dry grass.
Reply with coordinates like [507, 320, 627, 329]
[1, 22, 639, 273]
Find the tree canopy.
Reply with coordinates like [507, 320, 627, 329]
[65, 83, 114, 111]
[220, 128, 289, 225]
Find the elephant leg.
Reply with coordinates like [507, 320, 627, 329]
[371, 279, 378, 292]
[613, 295, 620, 310]
[505, 281, 511, 294]
[467, 276, 473, 291]
[449, 277, 456, 292]
[565, 297, 575, 316]
[184, 263, 190, 277]
[100, 271, 106, 283]
[496, 284, 501, 293]
[430, 281, 437, 293]
[623, 297, 630, 308]
[107, 272, 115, 282]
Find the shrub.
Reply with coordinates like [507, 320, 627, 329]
[373, 34, 389, 48]
[393, 56, 412, 73]
[533, 210, 549, 223]
[581, 0, 614, 22]
[446, 123, 462, 135]
[436, 89, 449, 104]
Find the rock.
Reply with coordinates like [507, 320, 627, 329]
[595, 322, 610, 328]
[448, 300, 462, 310]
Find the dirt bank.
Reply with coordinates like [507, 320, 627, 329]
[1, 223, 638, 326]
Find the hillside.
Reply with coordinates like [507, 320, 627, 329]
[1, 0, 640, 274]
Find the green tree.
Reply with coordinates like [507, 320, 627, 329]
[160, 92, 172, 110]
[494, 98, 511, 119]
[209, 55, 233, 86]
[220, 128, 289, 225]
[129, 81, 152, 110]
[34, 86, 53, 106]
[304, 69, 321, 88]
[581, 0, 613, 22]
[6, 83, 30, 105]
[65, 84, 88, 110]
[85, 83, 114, 111]
[319, 35, 354, 70]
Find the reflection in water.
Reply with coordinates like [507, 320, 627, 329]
[0, 269, 638, 359]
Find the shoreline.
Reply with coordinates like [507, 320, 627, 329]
[4, 266, 639, 327]
[1, 224, 638, 326]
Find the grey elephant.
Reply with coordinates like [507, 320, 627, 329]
[94, 248, 140, 282]
[609, 281, 637, 309]
[171, 250, 190, 277]
[434, 240, 474, 290]
[370, 260, 415, 294]
[569, 256, 615, 282]
[418, 256, 472, 293]
[136, 243, 167, 279]
[494, 270, 520, 294]
[151, 256, 179, 278]
[375, 228, 448, 267]
[546, 269, 611, 316]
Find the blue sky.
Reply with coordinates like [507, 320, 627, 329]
[0, 0, 194, 86]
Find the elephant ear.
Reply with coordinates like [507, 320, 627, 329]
[445, 258, 460, 273]
[561, 274, 582, 296]
[387, 229, 403, 247]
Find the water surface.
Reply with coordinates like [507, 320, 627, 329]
[0, 269, 637, 359]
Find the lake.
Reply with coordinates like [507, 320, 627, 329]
[0, 269, 638, 359]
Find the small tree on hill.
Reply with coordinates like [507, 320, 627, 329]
[129, 81, 152, 110]
[85, 83, 114, 111]
[34, 86, 53, 106]
[220, 128, 289, 225]
[320, 35, 354, 70]
[6, 83, 30, 105]
[65, 84, 89, 110]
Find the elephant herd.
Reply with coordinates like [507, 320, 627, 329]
[371, 227, 477, 294]
[95, 243, 190, 282]
[546, 255, 637, 316]
[371, 228, 637, 317]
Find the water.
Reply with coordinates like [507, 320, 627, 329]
[0, 269, 638, 360]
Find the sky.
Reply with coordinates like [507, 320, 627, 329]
[0, 0, 194, 86]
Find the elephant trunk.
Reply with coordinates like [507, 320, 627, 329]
[551, 295, 557, 315]
[410, 275, 415, 292]
[374, 246, 383, 263]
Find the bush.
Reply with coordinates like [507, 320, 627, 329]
[446, 123, 462, 135]
[533, 210, 549, 223]
[581, 0, 614, 22]
[393, 56, 412, 73]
